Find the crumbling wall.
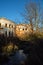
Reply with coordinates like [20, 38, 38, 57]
[15, 24, 33, 40]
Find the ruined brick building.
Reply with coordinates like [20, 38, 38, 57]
[0, 18, 32, 39]
[0, 18, 15, 36]
[16, 24, 32, 39]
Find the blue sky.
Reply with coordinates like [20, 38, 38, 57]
[0, 0, 43, 23]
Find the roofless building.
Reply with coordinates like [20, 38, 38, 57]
[0, 18, 33, 40]
[0, 18, 16, 37]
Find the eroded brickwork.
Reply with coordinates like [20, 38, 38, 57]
[0, 18, 33, 39]
[16, 24, 33, 39]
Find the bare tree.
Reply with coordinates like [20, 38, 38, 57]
[22, 2, 42, 31]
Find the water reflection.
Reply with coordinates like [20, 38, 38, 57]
[4, 50, 27, 65]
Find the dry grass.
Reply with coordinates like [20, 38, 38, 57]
[19, 31, 43, 41]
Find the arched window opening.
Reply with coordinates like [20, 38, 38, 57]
[5, 23, 7, 27]
[9, 24, 11, 28]
[25, 28, 27, 30]
[5, 31, 7, 37]
[9, 31, 11, 37]
[12, 25, 13, 28]
[23, 28, 24, 30]
[0, 23, 1, 27]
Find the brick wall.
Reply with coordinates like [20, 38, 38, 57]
[15, 24, 32, 39]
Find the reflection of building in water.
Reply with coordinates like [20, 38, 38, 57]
[0, 18, 16, 37]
